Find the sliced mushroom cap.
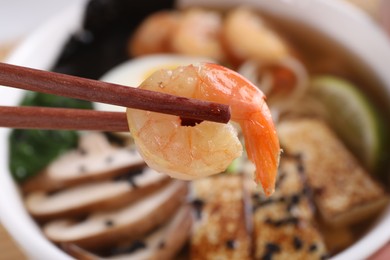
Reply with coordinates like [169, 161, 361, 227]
[62, 206, 192, 260]
[22, 133, 145, 193]
[25, 167, 169, 221]
[107, 206, 192, 260]
[44, 181, 188, 250]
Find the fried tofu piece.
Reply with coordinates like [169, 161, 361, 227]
[278, 119, 388, 227]
[190, 175, 252, 260]
[252, 156, 328, 260]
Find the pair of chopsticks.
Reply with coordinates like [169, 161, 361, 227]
[0, 62, 230, 132]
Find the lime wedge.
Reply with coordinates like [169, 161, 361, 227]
[309, 76, 384, 172]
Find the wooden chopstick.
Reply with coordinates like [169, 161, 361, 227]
[0, 106, 129, 132]
[0, 62, 231, 124]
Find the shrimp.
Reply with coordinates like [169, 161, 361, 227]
[129, 11, 180, 57]
[171, 8, 226, 62]
[223, 7, 289, 64]
[126, 63, 280, 196]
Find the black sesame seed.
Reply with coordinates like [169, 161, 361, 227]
[297, 163, 305, 173]
[252, 193, 261, 200]
[320, 253, 330, 260]
[291, 194, 300, 205]
[261, 252, 273, 260]
[105, 219, 114, 227]
[287, 194, 301, 212]
[308, 243, 318, 252]
[293, 236, 303, 250]
[191, 198, 205, 220]
[127, 177, 138, 188]
[110, 240, 147, 255]
[265, 217, 299, 227]
[265, 243, 281, 253]
[226, 240, 236, 250]
[158, 241, 165, 249]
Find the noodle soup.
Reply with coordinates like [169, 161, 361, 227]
[1, 0, 389, 259]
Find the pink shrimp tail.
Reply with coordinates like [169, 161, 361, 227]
[240, 105, 280, 197]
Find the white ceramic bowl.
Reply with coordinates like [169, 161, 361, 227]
[1, 0, 389, 259]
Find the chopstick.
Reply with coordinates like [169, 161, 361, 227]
[0, 62, 231, 125]
[0, 106, 129, 132]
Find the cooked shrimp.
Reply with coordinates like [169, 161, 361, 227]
[129, 11, 180, 56]
[223, 7, 289, 64]
[171, 8, 226, 62]
[126, 63, 280, 196]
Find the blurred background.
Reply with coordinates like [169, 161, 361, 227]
[0, 0, 388, 259]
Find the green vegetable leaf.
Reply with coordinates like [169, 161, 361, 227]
[9, 92, 93, 182]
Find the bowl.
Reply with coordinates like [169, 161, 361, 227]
[0, 0, 389, 259]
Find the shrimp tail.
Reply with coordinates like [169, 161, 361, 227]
[241, 105, 281, 197]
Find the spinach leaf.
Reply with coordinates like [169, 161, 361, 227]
[9, 92, 93, 182]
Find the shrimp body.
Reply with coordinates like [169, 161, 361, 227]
[129, 11, 180, 56]
[223, 7, 289, 63]
[126, 63, 280, 196]
[171, 9, 226, 62]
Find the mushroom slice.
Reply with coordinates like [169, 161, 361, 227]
[108, 206, 192, 260]
[43, 181, 188, 250]
[62, 206, 191, 260]
[25, 167, 170, 221]
[22, 133, 145, 193]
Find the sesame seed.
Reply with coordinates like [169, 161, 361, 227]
[308, 243, 318, 252]
[226, 240, 236, 250]
[158, 241, 165, 249]
[265, 243, 281, 253]
[191, 198, 205, 220]
[293, 236, 303, 250]
[105, 219, 114, 227]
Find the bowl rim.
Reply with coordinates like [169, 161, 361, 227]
[1, 0, 389, 259]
